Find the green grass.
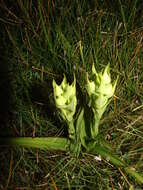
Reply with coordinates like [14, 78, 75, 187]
[0, 0, 143, 189]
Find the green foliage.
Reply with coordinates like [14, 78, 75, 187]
[0, 0, 143, 189]
[52, 69, 143, 184]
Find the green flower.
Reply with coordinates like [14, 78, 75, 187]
[53, 75, 77, 123]
[86, 64, 118, 138]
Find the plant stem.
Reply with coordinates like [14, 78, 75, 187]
[91, 117, 100, 139]
[0, 137, 69, 151]
[68, 120, 75, 140]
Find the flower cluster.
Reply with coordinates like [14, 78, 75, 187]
[86, 64, 117, 120]
[53, 75, 77, 123]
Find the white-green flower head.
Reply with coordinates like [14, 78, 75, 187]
[53, 75, 77, 122]
[86, 64, 118, 118]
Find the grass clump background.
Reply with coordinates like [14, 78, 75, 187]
[0, 0, 143, 189]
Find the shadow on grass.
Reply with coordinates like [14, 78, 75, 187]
[0, 22, 15, 188]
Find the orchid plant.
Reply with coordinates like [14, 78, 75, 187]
[86, 64, 117, 138]
[0, 64, 143, 184]
[53, 74, 77, 140]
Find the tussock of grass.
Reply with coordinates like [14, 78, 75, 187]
[0, 0, 143, 189]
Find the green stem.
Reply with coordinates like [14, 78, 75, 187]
[92, 120, 99, 139]
[89, 144, 143, 184]
[91, 116, 100, 139]
[0, 137, 69, 151]
[68, 120, 75, 140]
